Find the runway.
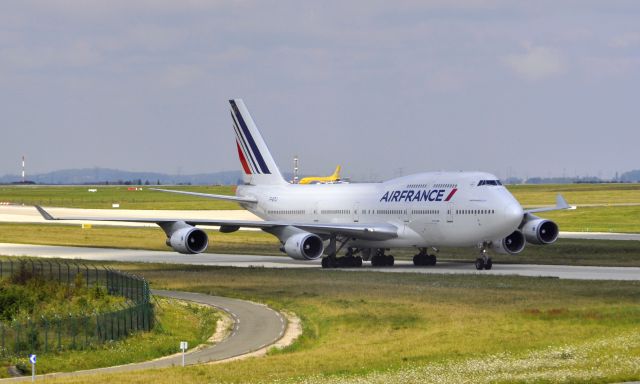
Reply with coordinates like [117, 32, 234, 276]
[1, 242, 638, 281]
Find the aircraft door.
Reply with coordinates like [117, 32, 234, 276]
[446, 202, 454, 223]
[353, 202, 359, 223]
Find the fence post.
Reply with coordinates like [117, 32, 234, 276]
[43, 317, 48, 353]
[0, 323, 4, 357]
[70, 314, 76, 349]
[14, 320, 20, 353]
[56, 316, 62, 351]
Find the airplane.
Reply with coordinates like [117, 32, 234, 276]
[36, 99, 573, 270]
[298, 165, 342, 184]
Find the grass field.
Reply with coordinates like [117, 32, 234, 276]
[509, 183, 640, 206]
[1, 296, 218, 377]
[43, 264, 640, 383]
[0, 185, 241, 210]
[1, 222, 639, 267]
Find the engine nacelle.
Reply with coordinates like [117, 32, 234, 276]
[490, 230, 526, 255]
[168, 227, 209, 254]
[283, 232, 324, 260]
[521, 218, 559, 245]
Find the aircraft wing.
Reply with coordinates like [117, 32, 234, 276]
[35, 206, 398, 241]
[524, 194, 575, 214]
[150, 188, 258, 204]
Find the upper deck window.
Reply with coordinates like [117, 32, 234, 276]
[477, 180, 502, 186]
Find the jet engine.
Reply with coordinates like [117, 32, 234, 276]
[283, 232, 324, 260]
[490, 230, 526, 255]
[167, 226, 209, 254]
[521, 217, 559, 245]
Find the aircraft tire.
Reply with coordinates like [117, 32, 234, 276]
[386, 255, 395, 267]
[475, 258, 485, 270]
[354, 256, 363, 267]
[413, 254, 422, 266]
[371, 255, 384, 267]
[484, 258, 493, 270]
[428, 255, 437, 266]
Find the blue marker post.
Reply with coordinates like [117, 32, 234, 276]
[28, 354, 36, 382]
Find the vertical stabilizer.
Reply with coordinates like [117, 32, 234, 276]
[229, 99, 287, 185]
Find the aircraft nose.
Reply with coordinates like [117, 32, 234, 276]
[503, 202, 524, 228]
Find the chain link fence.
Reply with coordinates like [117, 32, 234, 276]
[0, 259, 154, 356]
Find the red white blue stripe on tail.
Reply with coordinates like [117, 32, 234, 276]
[229, 99, 286, 185]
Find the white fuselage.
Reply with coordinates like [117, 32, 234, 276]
[237, 171, 524, 248]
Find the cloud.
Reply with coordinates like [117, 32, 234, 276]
[503, 45, 567, 80]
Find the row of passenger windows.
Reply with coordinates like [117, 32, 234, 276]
[376, 209, 406, 215]
[407, 183, 430, 188]
[434, 183, 457, 188]
[412, 209, 440, 215]
[266, 209, 305, 215]
[320, 209, 351, 215]
[456, 209, 495, 215]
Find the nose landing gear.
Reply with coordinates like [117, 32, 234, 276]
[475, 248, 493, 270]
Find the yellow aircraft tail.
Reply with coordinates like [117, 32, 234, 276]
[298, 165, 341, 184]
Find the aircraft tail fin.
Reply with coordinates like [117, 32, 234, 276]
[229, 99, 287, 185]
[331, 165, 341, 179]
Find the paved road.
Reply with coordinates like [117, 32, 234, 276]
[1, 243, 639, 281]
[0, 290, 285, 382]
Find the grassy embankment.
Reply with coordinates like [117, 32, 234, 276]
[2, 296, 218, 377]
[42, 264, 640, 384]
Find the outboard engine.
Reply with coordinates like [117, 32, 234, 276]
[167, 226, 209, 254]
[521, 216, 559, 245]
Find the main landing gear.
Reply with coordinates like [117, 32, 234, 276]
[321, 248, 363, 268]
[475, 248, 493, 270]
[413, 248, 437, 266]
[371, 249, 394, 267]
[321, 234, 364, 269]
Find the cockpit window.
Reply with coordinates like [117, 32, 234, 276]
[478, 180, 502, 186]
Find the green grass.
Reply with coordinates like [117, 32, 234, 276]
[1, 296, 218, 377]
[508, 183, 640, 206]
[41, 264, 640, 383]
[538, 205, 640, 233]
[0, 185, 240, 210]
[1, 222, 640, 267]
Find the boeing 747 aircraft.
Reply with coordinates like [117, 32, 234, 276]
[37, 99, 572, 270]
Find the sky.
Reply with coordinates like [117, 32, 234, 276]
[1, 0, 639, 181]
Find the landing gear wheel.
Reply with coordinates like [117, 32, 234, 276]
[413, 253, 437, 266]
[322, 256, 337, 269]
[386, 255, 395, 267]
[428, 255, 437, 266]
[475, 257, 485, 270]
[484, 258, 493, 270]
[371, 255, 384, 267]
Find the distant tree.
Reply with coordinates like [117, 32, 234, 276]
[144, 180, 150, 185]
[157, 179, 161, 185]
